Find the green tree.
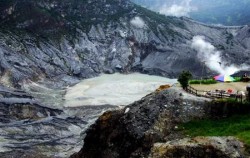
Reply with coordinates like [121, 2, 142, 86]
[178, 71, 192, 89]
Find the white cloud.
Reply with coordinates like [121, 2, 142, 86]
[130, 17, 146, 28]
[191, 35, 240, 75]
[159, 0, 196, 17]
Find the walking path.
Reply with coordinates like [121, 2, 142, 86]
[188, 82, 249, 100]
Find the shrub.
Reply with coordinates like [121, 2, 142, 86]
[178, 71, 192, 89]
[233, 77, 241, 82]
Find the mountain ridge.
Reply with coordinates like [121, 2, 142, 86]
[0, 0, 250, 88]
[132, 0, 250, 26]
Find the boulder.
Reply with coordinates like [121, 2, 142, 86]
[71, 88, 212, 158]
[149, 137, 245, 158]
[156, 84, 171, 92]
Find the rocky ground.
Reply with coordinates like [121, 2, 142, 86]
[0, 84, 113, 158]
[149, 137, 245, 158]
[71, 87, 250, 158]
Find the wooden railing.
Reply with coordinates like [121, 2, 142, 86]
[186, 85, 244, 102]
[186, 85, 208, 97]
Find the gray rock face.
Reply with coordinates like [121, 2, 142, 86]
[1, 0, 250, 157]
[72, 88, 250, 158]
[0, 0, 250, 87]
[71, 88, 212, 158]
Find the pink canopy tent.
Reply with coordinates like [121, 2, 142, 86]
[213, 75, 235, 82]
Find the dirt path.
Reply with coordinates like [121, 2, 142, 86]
[191, 82, 250, 93]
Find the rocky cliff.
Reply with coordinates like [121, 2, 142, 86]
[1, 0, 250, 88]
[71, 88, 248, 158]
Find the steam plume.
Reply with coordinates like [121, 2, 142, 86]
[191, 36, 240, 75]
[130, 17, 146, 28]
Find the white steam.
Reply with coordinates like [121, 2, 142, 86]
[130, 17, 146, 28]
[191, 36, 240, 75]
[159, 0, 196, 17]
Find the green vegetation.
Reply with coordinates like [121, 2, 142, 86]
[216, 98, 242, 104]
[212, 99, 250, 108]
[190, 79, 217, 84]
[190, 77, 241, 84]
[182, 114, 250, 145]
[178, 71, 192, 89]
[233, 77, 242, 82]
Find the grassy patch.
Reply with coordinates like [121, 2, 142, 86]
[190, 77, 242, 84]
[215, 98, 249, 104]
[233, 77, 242, 82]
[182, 114, 250, 145]
[189, 79, 217, 84]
